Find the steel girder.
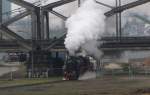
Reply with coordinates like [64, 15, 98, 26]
[0, 11, 31, 50]
[0, 10, 31, 50]
[0, 0, 39, 50]
[9, 0, 41, 40]
[45, 33, 66, 50]
[41, 0, 76, 20]
[41, 0, 76, 50]
[95, 0, 114, 9]
[0, 25, 31, 50]
[7, 0, 42, 50]
[0, 12, 31, 50]
[50, 10, 67, 21]
[2, 11, 31, 26]
[8, 0, 37, 11]
[42, 0, 76, 11]
[133, 14, 150, 24]
[105, 0, 150, 17]
[2, 0, 150, 51]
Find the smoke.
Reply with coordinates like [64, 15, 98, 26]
[81, 40, 103, 59]
[78, 71, 96, 80]
[64, 0, 115, 59]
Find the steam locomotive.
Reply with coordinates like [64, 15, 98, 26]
[63, 56, 94, 80]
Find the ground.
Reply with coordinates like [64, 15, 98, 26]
[0, 76, 150, 95]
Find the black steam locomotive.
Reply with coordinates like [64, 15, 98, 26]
[63, 56, 93, 80]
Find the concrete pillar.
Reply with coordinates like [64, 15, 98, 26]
[31, 8, 41, 41]
[41, 11, 45, 40]
[0, 0, 2, 23]
[31, 12, 37, 40]
[45, 12, 50, 40]
[41, 11, 49, 40]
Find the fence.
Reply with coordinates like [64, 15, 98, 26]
[96, 65, 150, 78]
[0, 62, 150, 80]
[0, 67, 63, 80]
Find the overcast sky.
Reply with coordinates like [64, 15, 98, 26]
[12, 0, 150, 16]
[10, 0, 150, 38]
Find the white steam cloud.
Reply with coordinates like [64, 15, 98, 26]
[64, 0, 115, 59]
[79, 71, 96, 80]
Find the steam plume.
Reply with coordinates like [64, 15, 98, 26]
[65, 0, 115, 59]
